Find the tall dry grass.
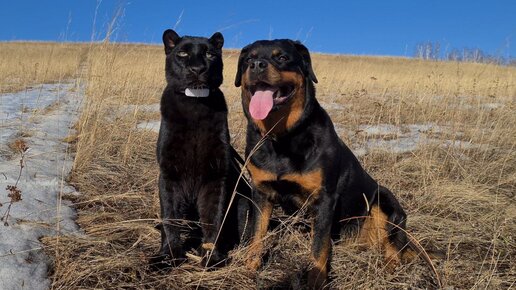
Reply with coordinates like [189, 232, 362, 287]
[0, 42, 87, 93]
[33, 42, 516, 289]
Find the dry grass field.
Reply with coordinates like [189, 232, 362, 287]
[0, 42, 87, 93]
[2, 42, 514, 289]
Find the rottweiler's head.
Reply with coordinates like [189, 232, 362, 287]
[235, 39, 318, 134]
[163, 29, 224, 96]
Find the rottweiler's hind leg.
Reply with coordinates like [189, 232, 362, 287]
[359, 186, 410, 270]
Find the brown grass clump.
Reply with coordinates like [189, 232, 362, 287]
[0, 42, 87, 93]
[36, 42, 515, 289]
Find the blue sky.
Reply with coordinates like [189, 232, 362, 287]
[0, 0, 514, 58]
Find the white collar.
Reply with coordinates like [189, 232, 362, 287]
[185, 88, 209, 97]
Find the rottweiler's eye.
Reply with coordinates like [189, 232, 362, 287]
[278, 55, 288, 62]
[245, 57, 253, 64]
[206, 52, 215, 59]
[177, 51, 188, 57]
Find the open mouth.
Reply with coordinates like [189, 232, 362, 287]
[249, 82, 296, 106]
[247, 81, 296, 120]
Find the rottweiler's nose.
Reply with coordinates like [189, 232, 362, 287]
[250, 60, 267, 74]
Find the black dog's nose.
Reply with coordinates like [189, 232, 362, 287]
[250, 60, 267, 73]
[189, 66, 206, 75]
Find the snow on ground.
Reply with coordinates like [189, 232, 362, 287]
[135, 103, 479, 159]
[0, 82, 83, 290]
[137, 120, 161, 132]
[340, 123, 478, 156]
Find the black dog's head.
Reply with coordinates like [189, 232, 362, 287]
[235, 39, 318, 133]
[163, 29, 224, 94]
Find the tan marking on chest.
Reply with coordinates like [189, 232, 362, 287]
[282, 168, 323, 196]
[247, 163, 322, 197]
[247, 163, 276, 185]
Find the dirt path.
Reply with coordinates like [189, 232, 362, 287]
[0, 81, 83, 290]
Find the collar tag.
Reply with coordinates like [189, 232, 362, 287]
[185, 88, 209, 97]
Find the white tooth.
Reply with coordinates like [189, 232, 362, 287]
[185, 88, 210, 97]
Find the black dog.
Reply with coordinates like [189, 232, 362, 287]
[235, 40, 412, 288]
[150, 29, 250, 269]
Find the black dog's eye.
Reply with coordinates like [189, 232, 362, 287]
[278, 55, 288, 62]
[177, 51, 188, 58]
[206, 51, 216, 59]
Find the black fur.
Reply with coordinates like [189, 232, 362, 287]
[236, 40, 409, 289]
[150, 30, 251, 270]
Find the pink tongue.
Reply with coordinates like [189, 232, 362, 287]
[249, 90, 274, 120]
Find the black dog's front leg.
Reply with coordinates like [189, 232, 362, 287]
[150, 174, 188, 270]
[197, 180, 227, 267]
[308, 194, 337, 289]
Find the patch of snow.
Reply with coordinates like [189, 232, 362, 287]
[0, 84, 70, 122]
[0, 82, 83, 290]
[120, 103, 160, 114]
[405, 123, 444, 133]
[136, 120, 161, 133]
[358, 124, 402, 136]
[480, 103, 504, 109]
[319, 101, 350, 111]
[344, 123, 479, 157]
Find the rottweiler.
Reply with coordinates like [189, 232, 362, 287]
[150, 29, 251, 270]
[235, 40, 412, 288]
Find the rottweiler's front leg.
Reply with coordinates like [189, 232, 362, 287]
[246, 189, 273, 271]
[308, 195, 336, 289]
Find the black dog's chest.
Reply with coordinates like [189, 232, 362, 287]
[158, 95, 229, 180]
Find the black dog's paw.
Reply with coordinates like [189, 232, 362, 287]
[148, 253, 186, 271]
[200, 244, 227, 268]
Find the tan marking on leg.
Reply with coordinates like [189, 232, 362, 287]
[384, 241, 401, 272]
[246, 201, 273, 271]
[401, 248, 418, 263]
[201, 243, 215, 251]
[359, 205, 401, 269]
[308, 234, 331, 289]
[359, 206, 385, 247]
[313, 236, 330, 273]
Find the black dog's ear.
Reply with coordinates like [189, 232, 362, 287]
[290, 40, 318, 83]
[163, 29, 181, 54]
[209, 32, 224, 50]
[234, 45, 250, 87]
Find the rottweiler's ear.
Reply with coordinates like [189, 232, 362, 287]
[291, 41, 318, 83]
[209, 32, 224, 50]
[163, 29, 181, 54]
[234, 45, 250, 87]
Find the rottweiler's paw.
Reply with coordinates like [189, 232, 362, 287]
[306, 267, 328, 290]
[245, 257, 261, 272]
